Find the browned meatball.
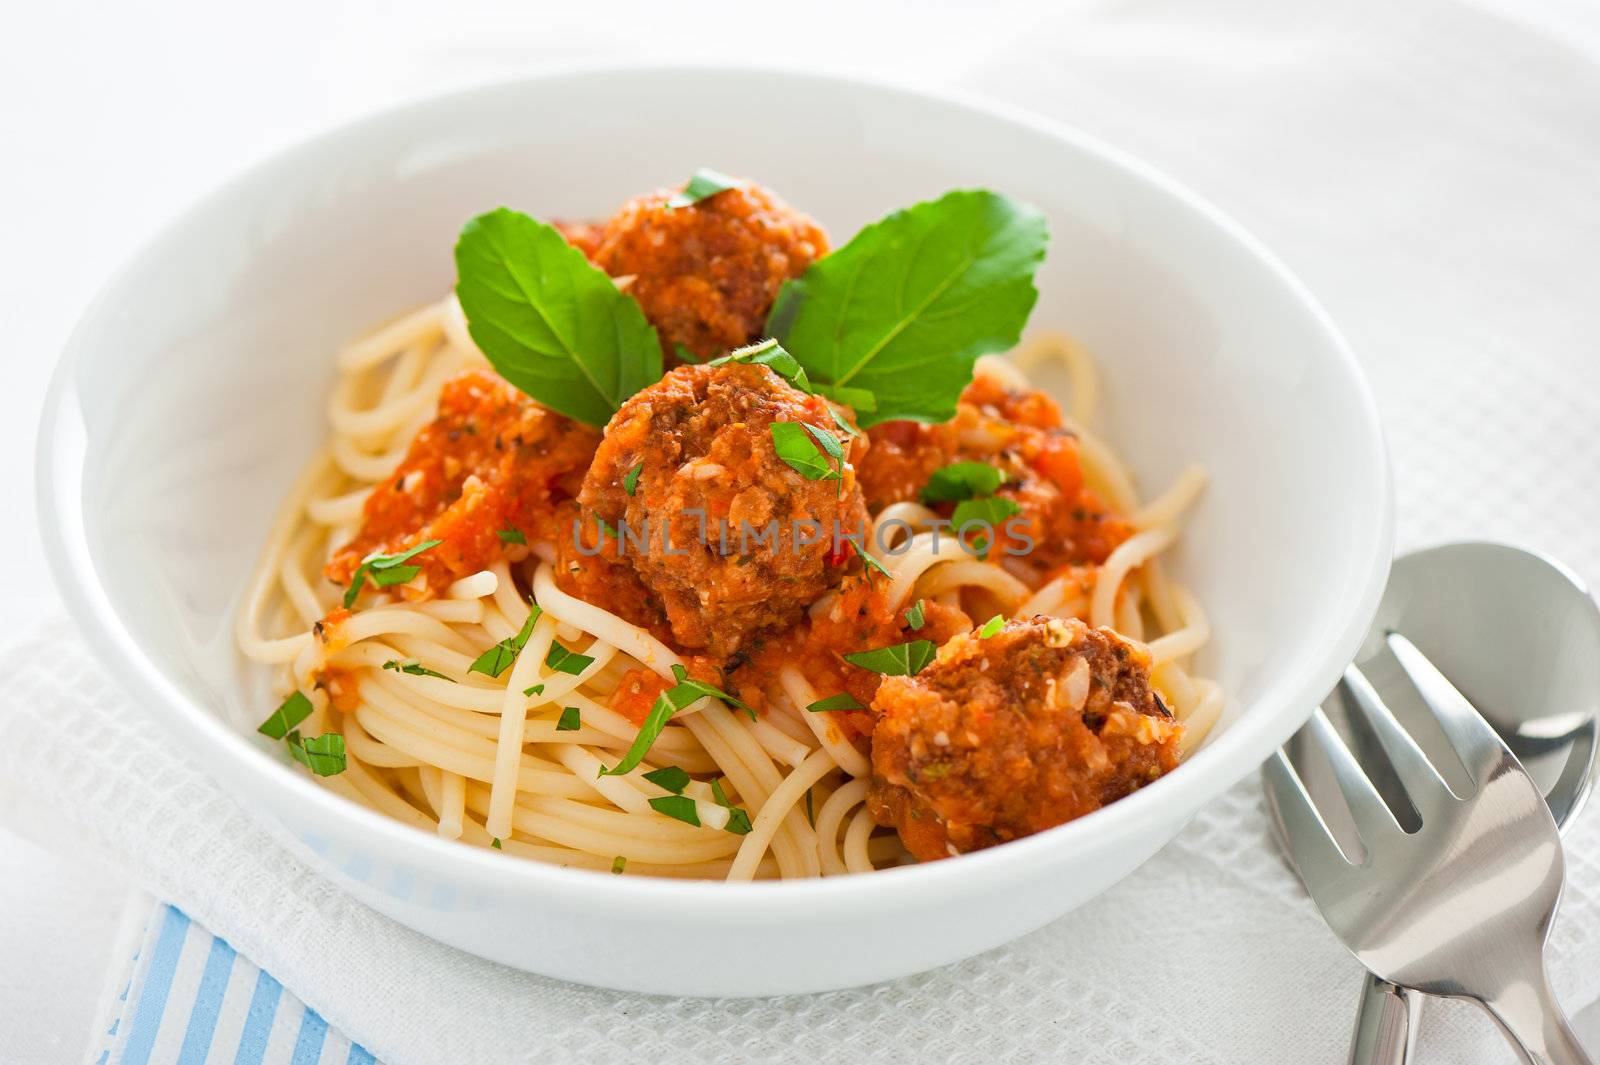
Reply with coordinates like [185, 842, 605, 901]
[573, 362, 868, 657]
[868, 616, 1182, 861]
[591, 182, 829, 361]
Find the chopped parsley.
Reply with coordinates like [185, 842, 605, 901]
[667, 167, 743, 209]
[343, 539, 442, 608]
[469, 602, 543, 678]
[611, 856, 627, 875]
[286, 730, 346, 776]
[556, 706, 581, 732]
[491, 837, 503, 850]
[847, 538, 890, 580]
[844, 639, 938, 677]
[257, 691, 313, 740]
[978, 614, 1006, 638]
[649, 794, 701, 826]
[769, 421, 843, 482]
[806, 692, 866, 713]
[710, 338, 812, 392]
[668, 663, 756, 721]
[382, 659, 453, 682]
[951, 496, 1022, 559]
[544, 642, 595, 676]
[623, 461, 644, 496]
[921, 462, 1005, 504]
[523, 683, 545, 697]
[496, 527, 527, 545]
[643, 765, 691, 794]
[710, 777, 753, 835]
[905, 599, 926, 630]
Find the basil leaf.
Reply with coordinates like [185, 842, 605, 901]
[847, 539, 891, 581]
[951, 495, 1022, 559]
[769, 421, 835, 481]
[844, 639, 939, 677]
[497, 528, 527, 545]
[710, 338, 812, 392]
[286, 730, 346, 776]
[382, 659, 454, 682]
[978, 614, 1006, 638]
[258, 691, 313, 740]
[556, 706, 581, 731]
[643, 765, 691, 794]
[544, 642, 595, 676]
[667, 168, 743, 209]
[815, 382, 877, 413]
[455, 208, 662, 427]
[611, 856, 627, 874]
[623, 461, 644, 497]
[668, 663, 756, 721]
[491, 837, 503, 849]
[649, 794, 701, 826]
[921, 462, 1005, 504]
[344, 539, 442, 608]
[769, 189, 1047, 427]
[600, 687, 692, 777]
[672, 342, 700, 365]
[523, 683, 545, 697]
[469, 602, 543, 678]
[905, 599, 926, 630]
[806, 692, 866, 713]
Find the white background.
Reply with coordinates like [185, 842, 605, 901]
[4, 1, 1600, 1061]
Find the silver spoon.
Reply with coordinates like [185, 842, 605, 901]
[1289, 542, 1600, 1064]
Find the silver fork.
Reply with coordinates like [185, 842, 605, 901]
[1264, 632, 1591, 1065]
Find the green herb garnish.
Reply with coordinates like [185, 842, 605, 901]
[491, 837, 503, 849]
[844, 639, 938, 677]
[258, 691, 313, 740]
[497, 528, 527, 545]
[544, 642, 595, 676]
[709, 777, 753, 835]
[905, 599, 926, 630]
[382, 659, 454, 682]
[847, 539, 890, 581]
[286, 730, 346, 776]
[978, 614, 1006, 638]
[710, 338, 812, 392]
[469, 602, 543, 678]
[643, 765, 691, 794]
[769, 189, 1047, 427]
[951, 496, 1022, 559]
[806, 692, 866, 713]
[454, 208, 662, 427]
[649, 794, 701, 826]
[769, 421, 840, 481]
[623, 461, 644, 497]
[666, 168, 743, 209]
[611, 856, 627, 874]
[921, 462, 1005, 504]
[556, 706, 581, 731]
[668, 663, 756, 721]
[524, 684, 545, 697]
[343, 539, 442, 608]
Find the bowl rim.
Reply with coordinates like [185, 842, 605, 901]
[34, 60, 1395, 918]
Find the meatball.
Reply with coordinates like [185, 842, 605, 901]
[591, 182, 829, 361]
[868, 616, 1182, 861]
[573, 361, 869, 657]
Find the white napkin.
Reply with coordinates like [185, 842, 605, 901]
[9, 0, 1600, 1061]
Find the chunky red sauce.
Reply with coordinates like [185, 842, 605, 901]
[327, 370, 599, 597]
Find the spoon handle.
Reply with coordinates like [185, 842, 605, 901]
[1348, 973, 1418, 1065]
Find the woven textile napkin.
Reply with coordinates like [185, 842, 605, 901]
[7, 0, 1600, 1060]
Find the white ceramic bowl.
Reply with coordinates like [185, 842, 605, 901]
[36, 65, 1392, 996]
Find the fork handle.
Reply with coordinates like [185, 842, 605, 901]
[1480, 959, 1592, 1065]
[1349, 974, 1420, 1065]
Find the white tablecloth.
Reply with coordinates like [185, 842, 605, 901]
[5, 0, 1600, 1060]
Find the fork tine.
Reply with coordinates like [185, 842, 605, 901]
[1262, 748, 1349, 885]
[1386, 632, 1509, 787]
[1306, 707, 1405, 850]
[1340, 663, 1459, 806]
